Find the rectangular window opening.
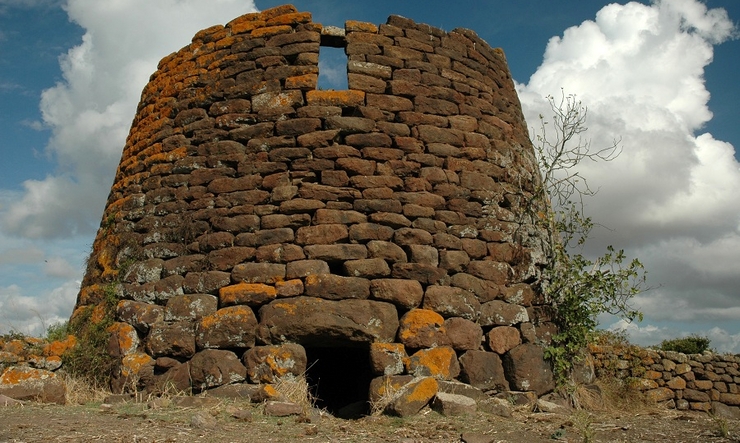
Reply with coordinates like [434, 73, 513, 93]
[317, 45, 349, 90]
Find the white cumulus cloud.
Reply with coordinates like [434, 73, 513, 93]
[517, 0, 740, 348]
[1, 0, 258, 239]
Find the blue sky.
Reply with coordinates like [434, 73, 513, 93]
[0, 0, 738, 352]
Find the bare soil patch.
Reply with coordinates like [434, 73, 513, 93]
[1, 400, 738, 443]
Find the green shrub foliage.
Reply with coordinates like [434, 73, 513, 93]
[658, 335, 711, 354]
[528, 92, 647, 385]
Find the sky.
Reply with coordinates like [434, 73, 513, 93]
[0, 0, 738, 352]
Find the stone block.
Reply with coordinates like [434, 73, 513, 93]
[196, 306, 258, 349]
[398, 309, 448, 349]
[258, 297, 399, 345]
[244, 344, 307, 383]
[407, 347, 460, 380]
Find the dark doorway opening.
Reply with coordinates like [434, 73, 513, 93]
[304, 344, 373, 418]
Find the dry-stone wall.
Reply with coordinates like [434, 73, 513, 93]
[70, 4, 556, 415]
[590, 345, 740, 418]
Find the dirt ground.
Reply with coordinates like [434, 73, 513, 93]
[1, 399, 738, 443]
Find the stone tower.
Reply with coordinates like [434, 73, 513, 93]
[71, 4, 556, 415]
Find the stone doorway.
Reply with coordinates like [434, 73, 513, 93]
[304, 344, 373, 418]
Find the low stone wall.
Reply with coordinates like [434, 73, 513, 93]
[589, 343, 740, 417]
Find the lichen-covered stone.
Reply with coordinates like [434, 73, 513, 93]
[398, 309, 448, 349]
[407, 347, 460, 380]
[244, 344, 307, 383]
[196, 306, 258, 349]
[189, 349, 247, 391]
[258, 297, 399, 345]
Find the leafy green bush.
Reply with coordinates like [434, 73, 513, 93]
[529, 92, 646, 385]
[658, 335, 711, 354]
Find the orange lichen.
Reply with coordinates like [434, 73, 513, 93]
[251, 25, 292, 39]
[404, 377, 438, 403]
[42, 335, 77, 357]
[265, 12, 312, 26]
[398, 309, 445, 341]
[262, 384, 279, 398]
[270, 302, 298, 316]
[306, 90, 366, 107]
[107, 322, 138, 356]
[121, 352, 154, 378]
[258, 4, 297, 21]
[345, 20, 378, 33]
[285, 74, 318, 90]
[90, 303, 108, 325]
[3, 340, 24, 356]
[144, 147, 186, 168]
[199, 306, 254, 330]
[0, 367, 53, 385]
[219, 283, 277, 306]
[408, 347, 456, 379]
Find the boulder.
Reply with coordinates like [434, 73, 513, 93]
[502, 344, 554, 396]
[487, 326, 521, 354]
[432, 391, 477, 416]
[444, 317, 483, 351]
[387, 377, 438, 417]
[189, 349, 246, 391]
[407, 347, 460, 380]
[369, 342, 408, 376]
[244, 344, 307, 383]
[397, 308, 448, 349]
[146, 321, 196, 358]
[196, 305, 258, 349]
[0, 367, 66, 404]
[422, 285, 481, 321]
[459, 350, 509, 391]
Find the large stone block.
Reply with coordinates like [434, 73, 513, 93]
[258, 297, 399, 345]
[502, 344, 554, 396]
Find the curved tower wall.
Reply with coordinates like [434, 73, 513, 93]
[72, 4, 555, 405]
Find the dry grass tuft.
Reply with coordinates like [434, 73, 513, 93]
[370, 376, 401, 416]
[63, 373, 112, 405]
[570, 377, 656, 415]
[273, 374, 315, 414]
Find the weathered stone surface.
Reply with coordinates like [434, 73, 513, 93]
[487, 326, 521, 355]
[368, 374, 414, 408]
[304, 274, 370, 300]
[189, 349, 246, 391]
[219, 283, 277, 307]
[165, 294, 218, 321]
[146, 321, 196, 358]
[432, 391, 476, 416]
[0, 367, 65, 404]
[459, 350, 509, 391]
[479, 300, 528, 326]
[398, 309, 448, 349]
[387, 376, 438, 417]
[258, 297, 399, 345]
[370, 342, 408, 376]
[370, 278, 423, 309]
[407, 347, 460, 380]
[264, 400, 304, 417]
[244, 344, 307, 383]
[422, 285, 480, 321]
[502, 344, 554, 396]
[117, 300, 164, 333]
[645, 387, 674, 402]
[444, 317, 483, 351]
[196, 306, 258, 349]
